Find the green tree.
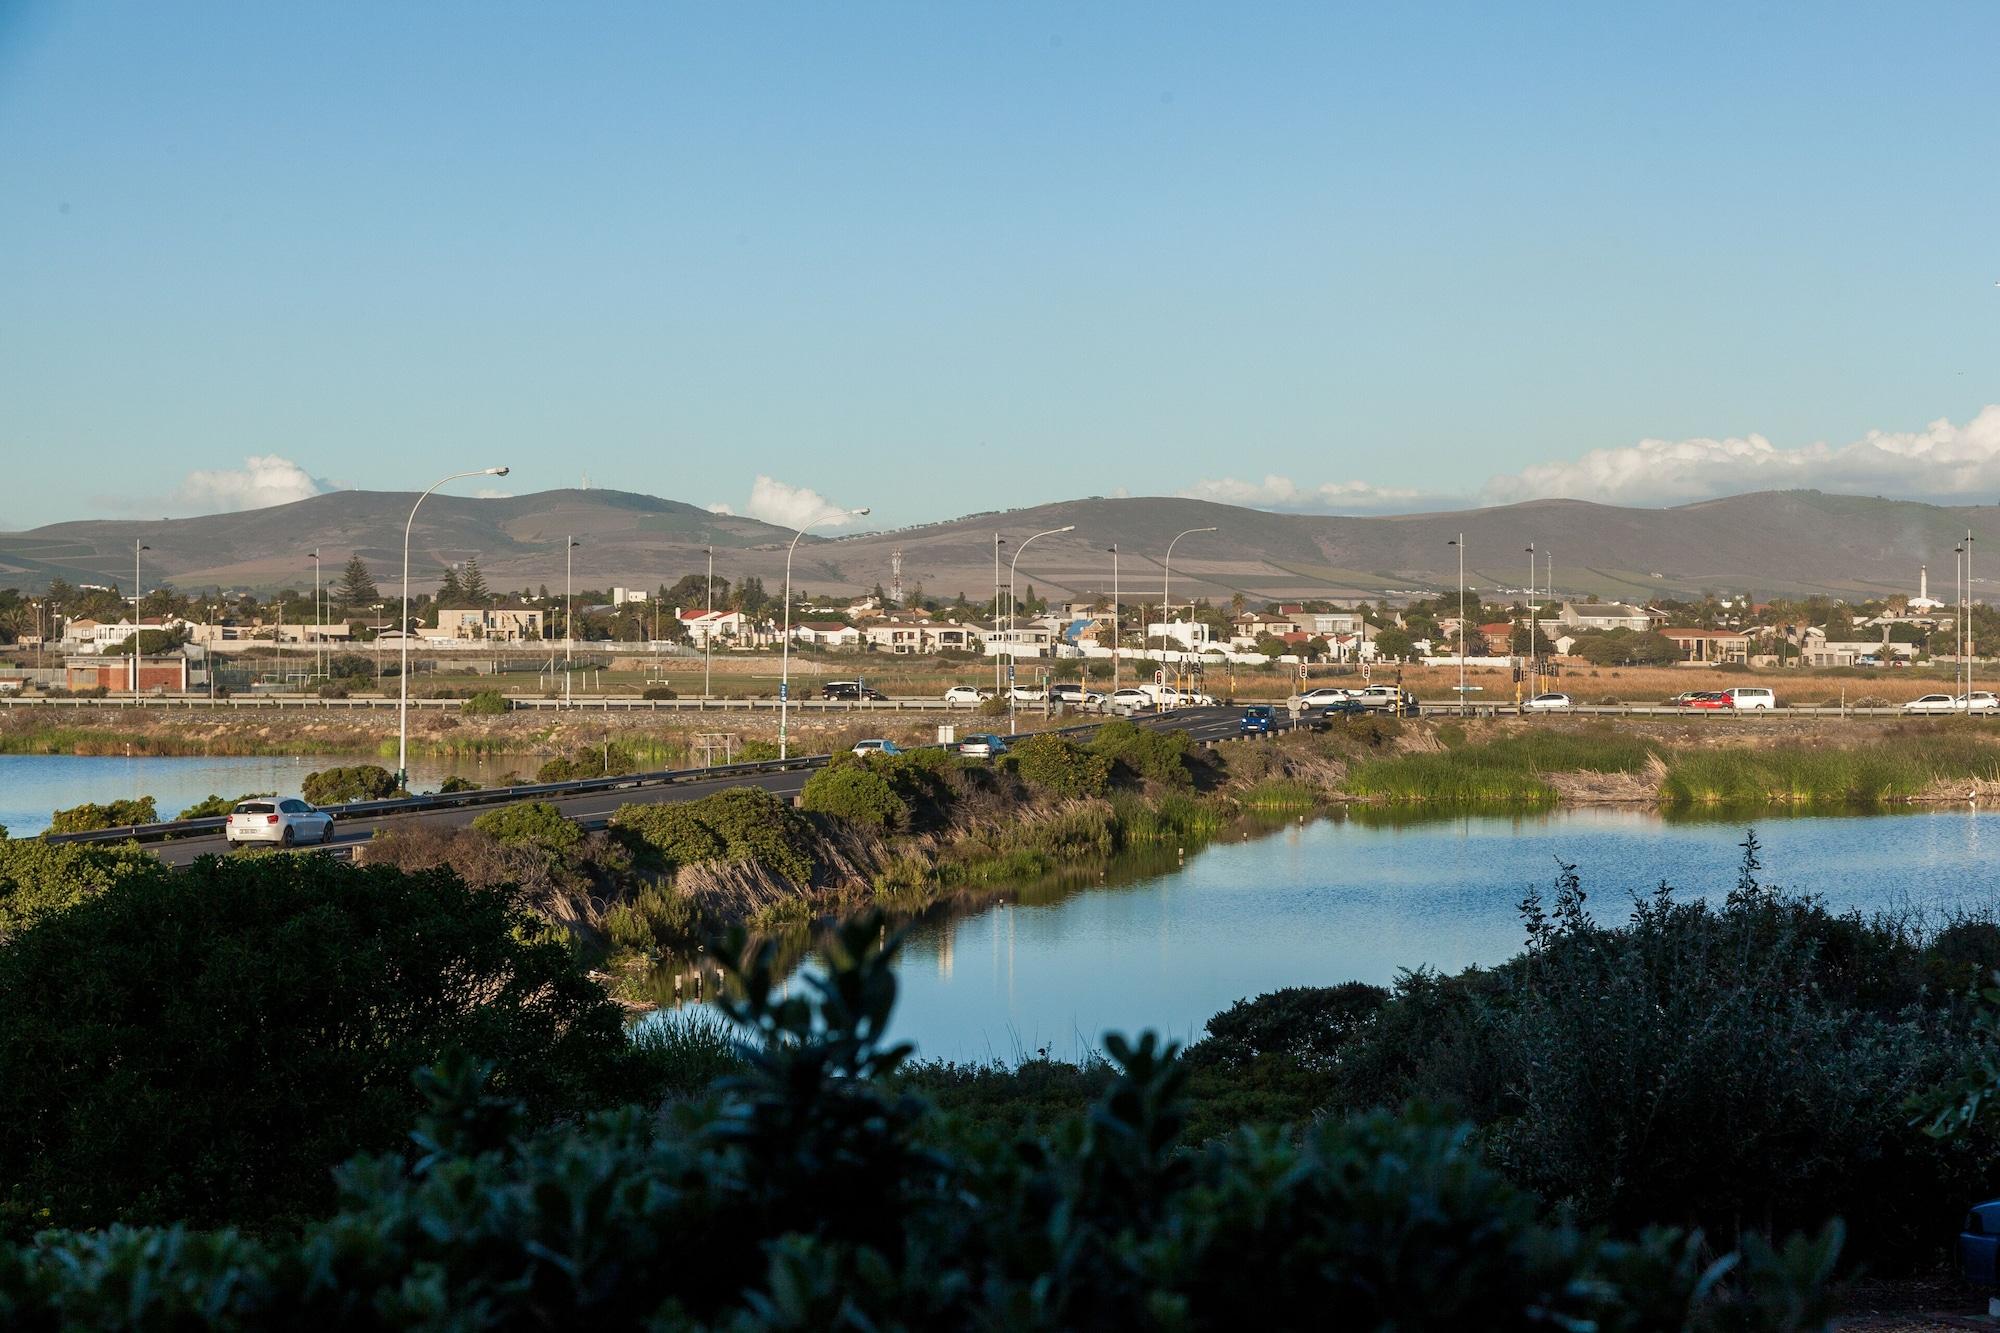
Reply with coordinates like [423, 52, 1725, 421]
[336, 555, 378, 610]
[0, 855, 644, 1232]
[437, 564, 465, 605]
[460, 556, 489, 603]
[1372, 626, 1414, 660]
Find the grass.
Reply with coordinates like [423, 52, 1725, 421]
[1660, 735, 2000, 807]
[1342, 727, 1657, 806]
[1237, 778, 1322, 810]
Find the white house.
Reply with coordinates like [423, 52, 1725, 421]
[792, 621, 861, 648]
[1556, 602, 1651, 633]
[983, 626, 1057, 658]
[1146, 620, 1212, 652]
[678, 608, 750, 645]
[864, 619, 985, 654]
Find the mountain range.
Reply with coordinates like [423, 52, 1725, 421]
[0, 488, 1985, 608]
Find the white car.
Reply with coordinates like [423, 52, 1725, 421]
[1725, 687, 1777, 712]
[1964, 692, 2000, 713]
[1007, 685, 1046, 702]
[226, 797, 334, 848]
[942, 685, 991, 704]
[1522, 692, 1573, 712]
[1292, 687, 1355, 709]
[851, 739, 904, 757]
[1107, 687, 1154, 715]
[1905, 693, 1959, 714]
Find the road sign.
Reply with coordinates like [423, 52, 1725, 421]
[1007, 663, 1016, 682]
[778, 681, 789, 701]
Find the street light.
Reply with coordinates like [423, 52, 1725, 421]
[1161, 526, 1216, 700]
[1007, 525, 1074, 734]
[1447, 534, 1466, 715]
[307, 549, 322, 684]
[1525, 543, 1536, 700]
[132, 540, 150, 701]
[704, 545, 715, 700]
[565, 536, 581, 706]
[1108, 544, 1120, 700]
[398, 467, 509, 788]
[780, 506, 870, 759]
[992, 534, 1006, 696]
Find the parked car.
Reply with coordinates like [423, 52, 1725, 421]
[1108, 688, 1154, 715]
[822, 681, 888, 701]
[1725, 687, 1777, 712]
[1306, 698, 1367, 728]
[1684, 692, 1732, 710]
[1905, 693, 1960, 714]
[942, 685, 991, 704]
[1240, 705, 1277, 735]
[1349, 684, 1406, 711]
[1522, 692, 1572, 713]
[226, 797, 333, 848]
[957, 733, 1009, 759]
[851, 739, 903, 757]
[1182, 690, 1218, 707]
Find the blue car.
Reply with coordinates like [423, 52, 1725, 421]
[1240, 705, 1276, 735]
[851, 739, 903, 757]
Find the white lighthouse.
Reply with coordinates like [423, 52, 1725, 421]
[1910, 564, 1945, 611]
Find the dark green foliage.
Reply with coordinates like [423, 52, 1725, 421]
[0, 855, 643, 1236]
[641, 684, 676, 699]
[175, 792, 271, 820]
[46, 797, 157, 834]
[535, 742, 639, 783]
[611, 787, 816, 885]
[1089, 718, 1202, 789]
[301, 765, 397, 805]
[800, 760, 909, 829]
[1006, 731, 1112, 799]
[0, 840, 155, 939]
[459, 689, 510, 716]
[0, 917, 1843, 1328]
[1195, 982, 1389, 1069]
[469, 800, 580, 853]
[435, 774, 479, 794]
[325, 651, 375, 682]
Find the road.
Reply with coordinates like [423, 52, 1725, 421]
[152, 706, 1249, 867]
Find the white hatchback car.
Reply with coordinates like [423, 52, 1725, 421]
[1108, 687, 1154, 715]
[1964, 692, 2000, 713]
[1522, 692, 1573, 712]
[942, 685, 991, 704]
[1905, 693, 1957, 714]
[226, 797, 334, 848]
[1292, 687, 1354, 709]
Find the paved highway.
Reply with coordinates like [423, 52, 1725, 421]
[152, 706, 1249, 867]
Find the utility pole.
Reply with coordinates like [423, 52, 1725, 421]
[1525, 542, 1536, 702]
[993, 534, 1005, 697]
[131, 540, 150, 701]
[705, 545, 714, 700]
[308, 550, 322, 683]
[565, 536, 580, 707]
[1108, 544, 1119, 700]
[1447, 534, 1466, 715]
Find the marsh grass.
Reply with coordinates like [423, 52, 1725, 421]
[1344, 728, 1656, 806]
[1661, 736, 2000, 806]
[1237, 778, 1322, 810]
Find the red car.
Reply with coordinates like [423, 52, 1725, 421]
[1684, 692, 1732, 710]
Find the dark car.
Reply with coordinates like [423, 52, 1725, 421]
[821, 681, 888, 701]
[1240, 705, 1276, 734]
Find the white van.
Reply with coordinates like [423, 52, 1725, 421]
[1725, 687, 1776, 712]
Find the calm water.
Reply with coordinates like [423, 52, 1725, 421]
[871, 808, 2000, 1061]
[0, 752, 499, 834]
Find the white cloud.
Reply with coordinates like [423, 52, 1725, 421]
[1482, 405, 2000, 507]
[706, 502, 736, 516]
[173, 454, 331, 514]
[723, 475, 864, 530]
[1179, 474, 1425, 513]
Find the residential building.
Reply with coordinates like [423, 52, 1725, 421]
[678, 608, 752, 645]
[609, 587, 650, 605]
[1660, 627, 1753, 664]
[1146, 620, 1212, 652]
[792, 621, 861, 648]
[1556, 602, 1651, 633]
[65, 653, 190, 693]
[983, 626, 1057, 658]
[862, 619, 984, 654]
[61, 616, 187, 652]
[436, 606, 545, 642]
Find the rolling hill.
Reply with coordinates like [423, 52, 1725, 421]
[1, 488, 1989, 608]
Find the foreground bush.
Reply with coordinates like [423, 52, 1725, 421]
[611, 787, 816, 885]
[45, 797, 157, 834]
[799, 760, 909, 829]
[1006, 731, 1111, 799]
[301, 764, 397, 805]
[0, 839, 154, 939]
[0, 918, 1845, 1329]
[460, 689, 510, 716]
[0, 855, 647, 1235]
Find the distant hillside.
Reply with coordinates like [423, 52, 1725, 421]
[1, 487, 1989, 606]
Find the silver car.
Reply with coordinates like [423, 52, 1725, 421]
[226, 797, 334, 848]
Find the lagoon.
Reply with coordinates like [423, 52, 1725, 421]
[875, 807, 2000, 1062]
[0, 752, 498, 834]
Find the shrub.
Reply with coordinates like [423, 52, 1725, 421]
[470, 800, 581, 854]
[460, 689, 510, 716]
[1089, 718, 1199, 789]
[976, 693, 1007, 718]
[611, 802, 726, 869]
[0, 855, 645, 1234]
[301, 765, 397, 805]
[611, 788, 816, 886]
[0, 840, 156, 939]
[0, 919, 1845, 1327]
[326, 653, 375, 682]
[175, 792, 272, 820]
[1196, 982, 1388, 1068]
[642, 685, 676, 700]
[316, 680, 350, 699]
[436, 774, 479, 794]
[46, 797, 158, 834]
[1007, 732, 1111, 799]
[627, 1006, 743, 1096]
[800, 762, 910, 829]
[536, 743, 639, 784]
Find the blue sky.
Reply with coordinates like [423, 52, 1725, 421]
[3, 2, 1998, 532]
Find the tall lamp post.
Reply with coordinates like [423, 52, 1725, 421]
[992, 534, 1006, 696]
[1160, 526, 1216, 699]
[1447, 534, 1466, 715]
[564, 536, 580, 706]
[398, 466, 509, 789]
[704, 545, 715, 700]
[132, 540, 150, 701]
[1108, 544, 1120, 700]
[307, 549, 322, 683]
[1524, 543, 1537, 700]
[780, 507, 871, 759]
[1006, 525, 1074, 734]
[1967, 530, 1977, 708]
